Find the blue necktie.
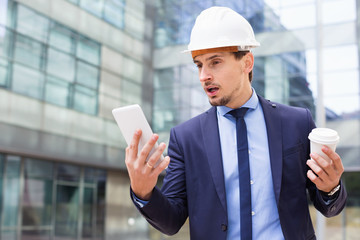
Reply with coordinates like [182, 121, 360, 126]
[229, 108, 252, 240]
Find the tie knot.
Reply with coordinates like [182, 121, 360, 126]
[229, 107, 249, 119]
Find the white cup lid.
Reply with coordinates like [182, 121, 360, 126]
[308, 128, 340, 144]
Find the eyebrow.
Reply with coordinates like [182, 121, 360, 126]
[193, 54, 224, 64]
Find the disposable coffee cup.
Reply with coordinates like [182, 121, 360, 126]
[308, 128, 340, 162]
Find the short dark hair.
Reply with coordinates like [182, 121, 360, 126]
[232, 51, 253, 82]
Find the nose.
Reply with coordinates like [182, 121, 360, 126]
[199, 66, 212, 82]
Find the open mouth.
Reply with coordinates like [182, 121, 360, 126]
[207, 87, 218, 93]
[206, 86, 219, 96]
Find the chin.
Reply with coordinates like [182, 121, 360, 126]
[209, 96, 230, 107]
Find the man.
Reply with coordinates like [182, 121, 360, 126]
[125, 6, 347, 240]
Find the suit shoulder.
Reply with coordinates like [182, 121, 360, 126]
[260, 96, 311, 116]
[172, 107, 215, 131]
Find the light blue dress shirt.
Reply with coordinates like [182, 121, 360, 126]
[217, 89, 284, 240]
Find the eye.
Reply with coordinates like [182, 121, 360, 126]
[211, 59, 221, 66]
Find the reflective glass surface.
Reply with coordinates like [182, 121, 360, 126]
[21, 230, 51, 240]
[80, 0, 104, 18]
[55, 185, 79, 239]
[22, 159, 53, 227]
[49, 23, 75, 53]
[82, 187, 94, 238]
[3, 155, 21, 227]
[71, 0, 126, 31]
[76, 36, 100, 65]
[73, 85, 98, 115]
[47, 48, 75, 82]
[1, 230, 17, 240]
[56, 164, 80, 182]
[0, 154, 106, 240]
[45, 76, 71, 107]
[76, 61, 99, 89]
[103, 0, 125, 28]
[1, 2, 101, 115]
[14, 34, 44, 70]
[0, 57, 9, 87]
[0, 26, 12, 58]
[95, 176, 106, 239]
[16, 5, 49, 42]
[12, 63, 44, 99]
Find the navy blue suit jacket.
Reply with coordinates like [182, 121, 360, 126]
[132, 96, 347, 240]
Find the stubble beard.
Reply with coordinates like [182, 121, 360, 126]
[209, 96, 232, 107]
[208, 86, 240, 107]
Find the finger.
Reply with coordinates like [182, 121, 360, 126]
[309, 153, 335, 177]
[125, 146, 130, 166]
[138, 134, 159, 165]
[307, 169, 324, 187]
[307, 159, 328, 180]
[128, 129, 142, 161]
[152, 156, 170, 176]
[322, 146, 344, 173]
[145, 142, 167, 170]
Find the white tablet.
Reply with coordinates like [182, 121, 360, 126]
[112, 104, 164, 166]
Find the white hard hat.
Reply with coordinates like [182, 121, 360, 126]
[186, 6, 260, 58]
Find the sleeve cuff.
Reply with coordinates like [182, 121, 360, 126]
[131, 191, 149, 208]
[319, 184, 341, 203]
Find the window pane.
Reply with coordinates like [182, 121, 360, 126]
[24, 158, 53, 179]
[56, 164, 80, 182]
[0, 57, 9, 87]
[12, 63, 44, 99]
[0, 26, 12, 58]
[22, 159, 53, 227]
[22, 179, 53, 226]
[55, 185, 79, 240]
[3, 155, 21, 227]
[21, 230, 50, 240]
[14, 34, 43, 70]
[1, 230, 17, 240]
[49, 23, 75, 53]
[103, 0, 125, 28]
[76, 61, 99, 89]
[76, 36, 100, 65]
[73, 85, 97, 115]
[84, 168, 96, 184]
[96, 173, 106, 239]
[47, 48, 75, 82]
[16, 5, 49, 42]
[45, 76, 71, 107]
[82, 187, 94, 238]
[80, 0, 104, 18]
[0, 0, 13, 28]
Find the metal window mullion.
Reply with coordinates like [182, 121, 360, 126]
[50, 164, 59, 240]
[77, 167, 84, 240]
[93, 182, 98, 239]
[17, 157, 25, 240]
[0, 155, 7, 234]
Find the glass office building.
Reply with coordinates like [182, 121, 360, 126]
[0, 0, 359, 239]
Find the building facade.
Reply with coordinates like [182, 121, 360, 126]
[0, 0, 359, 240]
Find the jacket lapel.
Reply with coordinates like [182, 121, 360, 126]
[258, 96, 283, 206]
[200, 107, 227, 212]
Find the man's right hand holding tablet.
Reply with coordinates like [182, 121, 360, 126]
[125, 129, 170, 200]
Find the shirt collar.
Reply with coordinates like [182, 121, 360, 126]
[217, 88, 259, 117]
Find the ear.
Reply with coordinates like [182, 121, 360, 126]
[244, 52, 254, 74]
